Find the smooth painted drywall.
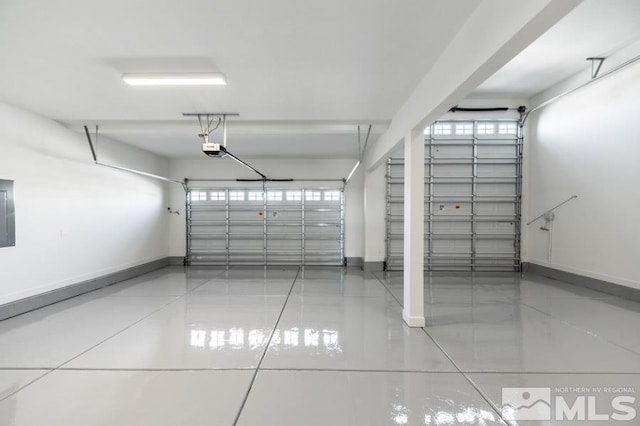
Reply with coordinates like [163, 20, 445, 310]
[363, 163, 387, 263]
[0, 103, 170, 305]
[524, 51, 640, 290]
[168, 157, 364, 260]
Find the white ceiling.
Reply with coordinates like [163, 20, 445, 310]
[470, 0, 640, 100]
[0, 0, 480, 158]
[1, 0, 638, 159]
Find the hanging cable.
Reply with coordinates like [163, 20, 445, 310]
[84, 126, 187, 191]
[345, 124, 372, 185]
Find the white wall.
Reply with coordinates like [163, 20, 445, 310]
[168, 157, 364, 260]
[0, 103, 170, 305]
[363, 163, 387, 264]
[524, 50, 640, 290]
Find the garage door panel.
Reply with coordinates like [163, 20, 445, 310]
[389, 202, 405, 215]
[229, 211, 261, 221]
[432, 221, 471, 234]
[386, 120, 522, 271]
[305, 212, 340, 223]
[432, 145, 472, 158]
[477, 144, 517, 158]
[187, 187, 344, 265]
[475, 221, 516, 234]
[190, 224, 225, 235]
[475, 203, 516, 215]
[477, 164, 516, 177]
[191, 240, 225, 250]
[433, 183, 472, 196]
[432, 239, 471, 252]
[432, 164, 472, 176]
[476, 182, 516, 196]
[266, 211, 301, 222]
[476, 239, 516, 252]
[268, 240, 301, 252]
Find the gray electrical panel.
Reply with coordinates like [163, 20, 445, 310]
[0, 179, 16, 247]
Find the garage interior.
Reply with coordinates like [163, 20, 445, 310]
[1, 0, 639, 425]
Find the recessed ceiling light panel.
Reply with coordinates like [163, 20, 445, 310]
[122, 73, 227, 86]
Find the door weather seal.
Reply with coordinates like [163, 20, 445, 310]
[448, 105, 525, 113]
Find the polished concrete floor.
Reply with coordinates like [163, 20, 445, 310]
[0, 266, 639, 425]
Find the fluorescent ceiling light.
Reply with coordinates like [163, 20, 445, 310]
[122, 73, 226, 86]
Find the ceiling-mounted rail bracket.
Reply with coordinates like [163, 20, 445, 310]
[586, 57, 606, 79]
[182, 113, 240, 147]
[183, 112, 271, 180]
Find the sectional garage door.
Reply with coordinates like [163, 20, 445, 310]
[187, 187, 344, 266]
[386, 120, 522, 271]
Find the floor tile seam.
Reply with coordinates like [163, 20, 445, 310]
[520, 301, 640, 358]
[7, 367, 640, 376]
[226, 265, 301, 277]
[360, 273, 640, 384]
[52, 293, 188, 371]
[419, 325, 510, 424]
[0, 369, 55, 404]
[0, 295, 185, 374]
[4, 368, 637, 375]
[183, 268, 230, 293]
[232, 266, 302, 426]
[461, 371, 640, 375]
[461, 372, 514, 426]
[53, 367, 256, 372]
[0, 269, 272, 404]
[257, 368, 461, 374]
[370, 271, 509, 422]
[370, 272, 403, 308]
[100, 295, 189, 298]
[289, 293, 391, 298]
[0, 368, 53, 371]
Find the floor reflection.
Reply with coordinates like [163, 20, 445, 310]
[189, 327, 341, 353]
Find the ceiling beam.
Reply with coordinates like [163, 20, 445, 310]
[365, 0, 583, 171]
[63, 120, 390, 136]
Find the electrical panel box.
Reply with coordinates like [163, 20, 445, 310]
[0, 179, 15, 247]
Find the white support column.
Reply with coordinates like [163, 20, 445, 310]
[402, 129, 425, 327]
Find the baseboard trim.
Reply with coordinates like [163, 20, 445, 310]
[363, 261, 384, 272]
[0, 257, 171, 321]
[169, 256, 185, 266]
[346, 257, 363, 267]
[402, 310, 425, 328]
[523, 262, 640, 303]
